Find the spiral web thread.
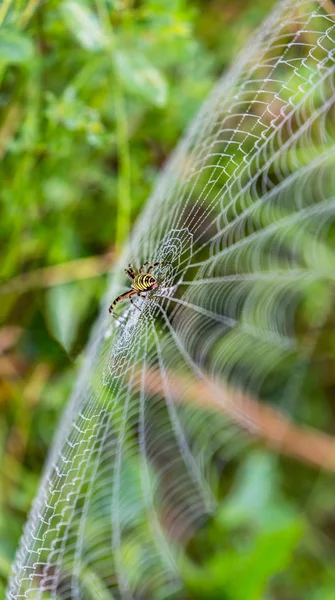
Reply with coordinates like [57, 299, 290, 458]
[7, 0, 335, 598]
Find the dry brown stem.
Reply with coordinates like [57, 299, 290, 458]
[317, 0, 335, 18]
[135, 367, 335, 472]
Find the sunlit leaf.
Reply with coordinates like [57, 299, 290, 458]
[46, 283, 91, 352]
[114, 50, 168, 107]
[0, 29, 34, 64]
[61, 1, 107, 51]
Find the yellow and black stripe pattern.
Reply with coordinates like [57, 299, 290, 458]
[133, 273, 157, 292]
[109, 261, 168, 317]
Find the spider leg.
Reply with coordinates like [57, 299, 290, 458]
[109, 290, 136, 315]
[111, 311, 126, 322]
[130, 296, 142, 312]
[133, 290, 155, 310]
[140, 261, 170, 273]
[139, 261, 153, 272]
[125, 264, 136, 280]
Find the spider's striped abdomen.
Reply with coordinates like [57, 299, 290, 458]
[133, 273, 158, 292]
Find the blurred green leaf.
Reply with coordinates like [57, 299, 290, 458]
[114, 50, 168, 107]
[219, 451, 277, 527]
[228, 522, 304, 600]
[0, 29, 34, 64]
[46, 282, 92, 352]
[80, 567, 116, 600]
[217, 450, 297, 532]
[0, 551, 11, 578]
[61, 1, 107, 51]
[183, 519, 304, 600]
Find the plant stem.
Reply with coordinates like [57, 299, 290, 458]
[0, 0, 13, 26]
[18, 0, 40, 28]
[134, 366, 335, 473]
[113, 84, 131, 255]
[95, 0, 132, 255]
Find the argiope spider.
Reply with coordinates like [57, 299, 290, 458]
[109, 261, 169, 319]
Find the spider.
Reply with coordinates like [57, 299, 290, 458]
[109, 261, 169, 319]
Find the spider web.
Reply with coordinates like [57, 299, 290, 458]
[6, 0, 335, 598]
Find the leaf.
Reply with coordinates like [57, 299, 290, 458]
[183, 520, 304, 600]
[0, 551, 11, 579]
[219, 451, 278, 527]
[61, 1, 107, 51]
[46, 282, 91, 352]
[228, 521, 304, 600]
[114, 50, 168, 107]
[0, 29, 34, 65]
[80, 567, 115, 600]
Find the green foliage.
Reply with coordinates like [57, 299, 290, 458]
[114, 50, 168, 107]
[183, 452, 305, 599]
[0, 29, 34, 64]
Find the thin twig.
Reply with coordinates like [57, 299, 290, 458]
[136, 367, 335, 472]
[0, 251, 114, 295]
[317, 0, 335, 19]
[0, 103, 22, 159]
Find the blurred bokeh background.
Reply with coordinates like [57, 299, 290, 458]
[2, 1, 335, 598]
